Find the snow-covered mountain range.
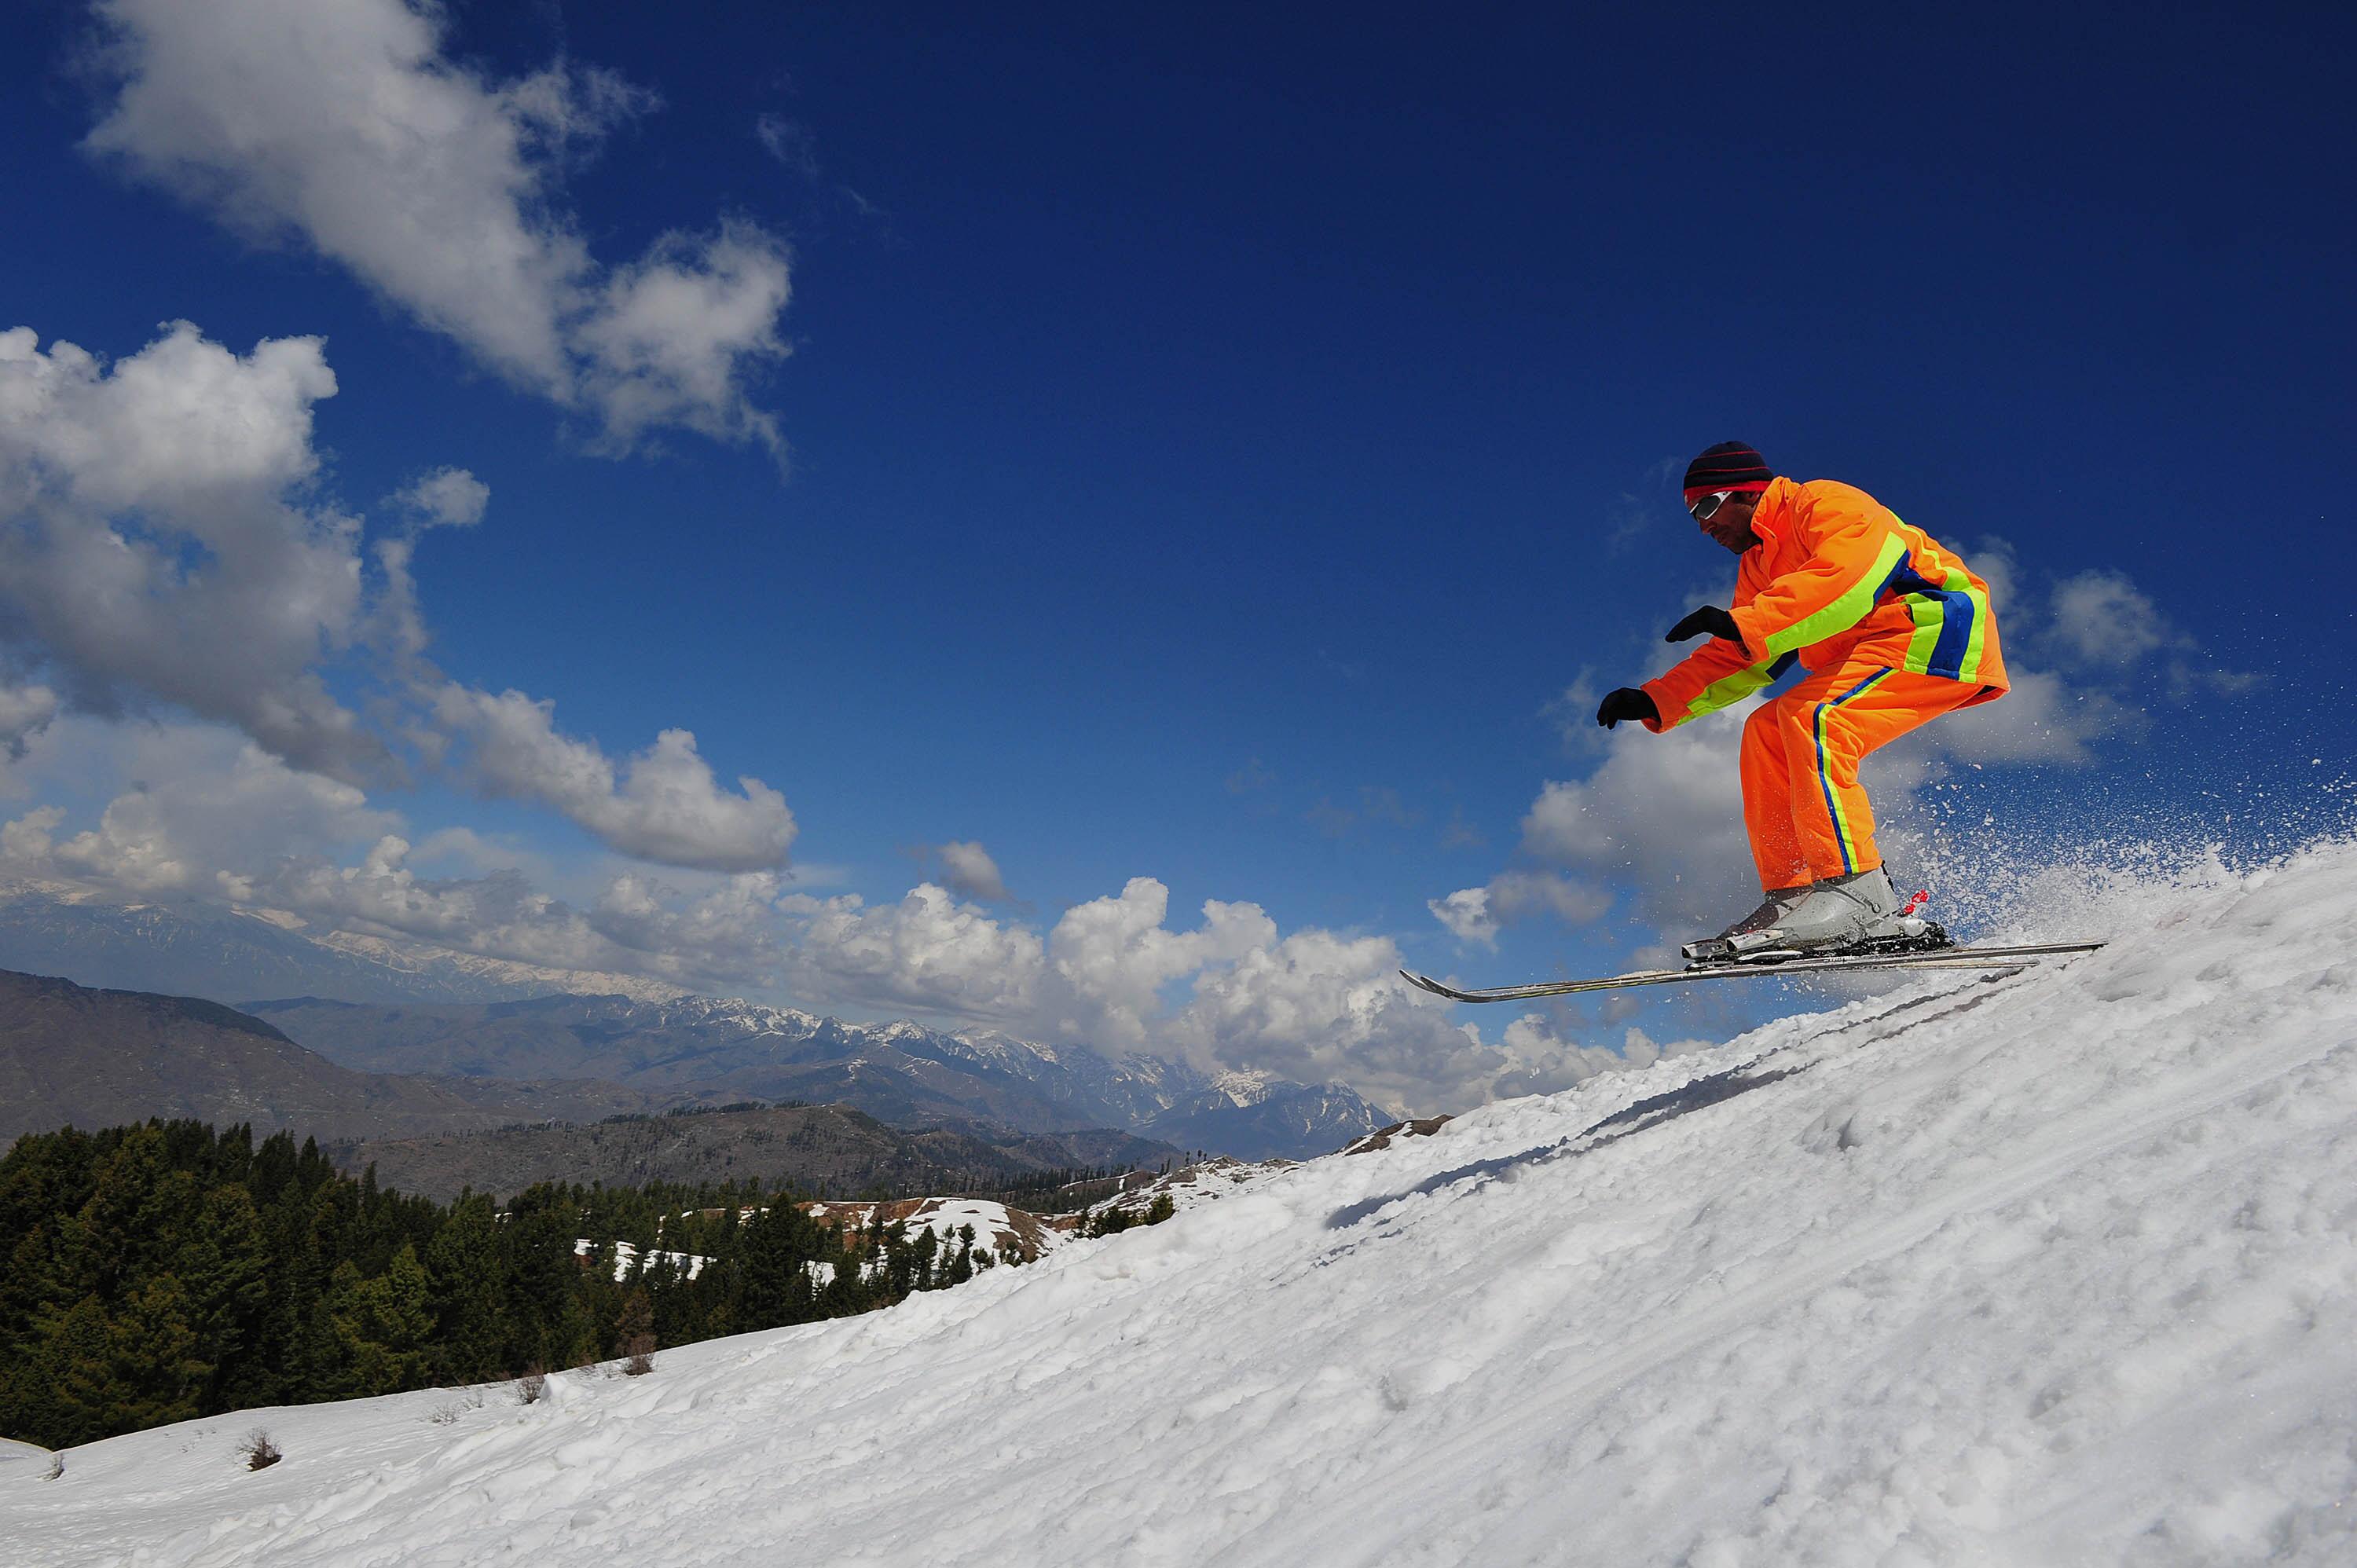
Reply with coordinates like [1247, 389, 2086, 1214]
[13, 834, 2353, 1563]
[248, 992, 1394, 1161]
[0, 880, 1395, 1160]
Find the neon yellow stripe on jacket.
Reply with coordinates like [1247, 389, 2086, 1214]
[1762, 532, 1909, 658]
[1678, 659, 1782, 725]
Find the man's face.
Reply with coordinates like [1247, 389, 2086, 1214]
[1692, 490, 1762, 555]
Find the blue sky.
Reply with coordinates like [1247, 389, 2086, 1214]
[1, 1, 2348, 1110]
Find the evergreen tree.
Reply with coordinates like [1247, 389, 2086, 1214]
[425, 1195, 508, 1381]
[29, 1295, 115, 1449]
[104, 1273, 209, 1432]
[173, 1182, 268, 1409]
[328, 1243, 437, 1395]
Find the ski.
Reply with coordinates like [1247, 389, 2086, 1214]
[1399, 940, 2107, 1002]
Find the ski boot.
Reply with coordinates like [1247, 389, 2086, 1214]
[1680, 885, 1809, 964]
[1687, 868, 1950, 967]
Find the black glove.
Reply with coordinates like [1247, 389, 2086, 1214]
[1665, 605, 1741, 644]
[1595, 687, 1658, 729]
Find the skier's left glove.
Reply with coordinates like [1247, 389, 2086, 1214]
[1665, 605, 1741, 644]
[1596, 688, 1658, 729]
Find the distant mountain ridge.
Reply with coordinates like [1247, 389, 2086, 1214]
[0, 880, 1398, 1161]
[251, 994, 1396, 1162]
[0, 969, 680, 1145]
[324, 1106, 1180, 1205]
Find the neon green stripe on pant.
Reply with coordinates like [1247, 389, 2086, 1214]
[1946, 568, 1990, 683]
[1813, 668, 1891, 873]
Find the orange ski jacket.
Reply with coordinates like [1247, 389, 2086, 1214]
[1640, 477, 2008, 731]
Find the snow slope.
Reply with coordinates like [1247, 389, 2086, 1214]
[10, 837, 2357, 1566]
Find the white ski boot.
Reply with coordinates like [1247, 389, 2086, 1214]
[1689, 867, 1945, 965]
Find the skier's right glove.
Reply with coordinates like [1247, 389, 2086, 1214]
[1595, 687, 1658, 729]
[1665, 605, 1741, 644]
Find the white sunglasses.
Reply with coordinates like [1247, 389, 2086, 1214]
[1688, 489, 1740, 522]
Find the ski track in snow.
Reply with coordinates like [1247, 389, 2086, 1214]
[9, 841, 2357, 1566]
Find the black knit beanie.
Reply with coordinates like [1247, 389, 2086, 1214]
[1682, 441, 1775, 502]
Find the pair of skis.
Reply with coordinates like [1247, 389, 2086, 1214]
[1400, 939, 2106, 1002]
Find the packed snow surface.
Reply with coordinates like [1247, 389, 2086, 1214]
[10, 838, 2357, 1565]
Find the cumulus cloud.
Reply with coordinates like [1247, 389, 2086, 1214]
[933, 840, 1010, 902]
[1490, 1017, 1712, 1100]
[0, 716, 791, 987]
[1517, 719, 1754, 933]
[390, 467, 489, 530]
[86, 0, 792, 457]
[1920, 667, 2130, 765]
[2047, 570, 2171, 666]
[0, 320, 801, 874]
[0, 322, 380, 781]
[0, 719, 397, 897]
[1167, 928, 1486, 1114]
[1429, 870, 1614, 946]
[1040, 879, 1276, 1050]
[783, 883, 1046, 1020]
[760, 866, 1611, 1109]
[1428, 885, 1497, 944]
[431, 687, 796, 872]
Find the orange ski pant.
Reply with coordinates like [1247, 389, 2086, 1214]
[1740, 656, 1983, 890]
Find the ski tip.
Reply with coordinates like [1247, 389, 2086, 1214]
[1398, 969, 1458, 1001]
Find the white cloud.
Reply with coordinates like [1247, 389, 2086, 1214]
[0, 716, 793, 987]
[86, 0, 791, 457]
[1520, 718, 1754, 933]
[784, 883, 1046, 1020]
[1428, 886, 1497, 944]
[1918, 667, 2128, 765]
[1491, 1017, 1711, 1100]
[390, 467, 489, 529]
[431, 686, 797, 872]
[591, 871, 784, 980]
[934, 840, 1010, 902]
[574, 222, 793, 455]
[1, 320, 798, 874]
[372, 468, 484, 666]
[0, 323, 380, 781]
[0, 682, 58, 760]
[0, 720, 397, 897]
[1166, 928, 1485, 1115]
[1491, 870, 1612, 926]
[2048, 570, 2170, 666]
[1041, 880, 1276, 1050]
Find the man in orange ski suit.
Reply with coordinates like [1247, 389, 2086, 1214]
[1595, 441, 2007, 959]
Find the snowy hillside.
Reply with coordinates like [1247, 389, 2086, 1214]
[9, 837, 2356, 1565]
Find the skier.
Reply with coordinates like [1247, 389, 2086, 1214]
[1594, 441, 2009, 962]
